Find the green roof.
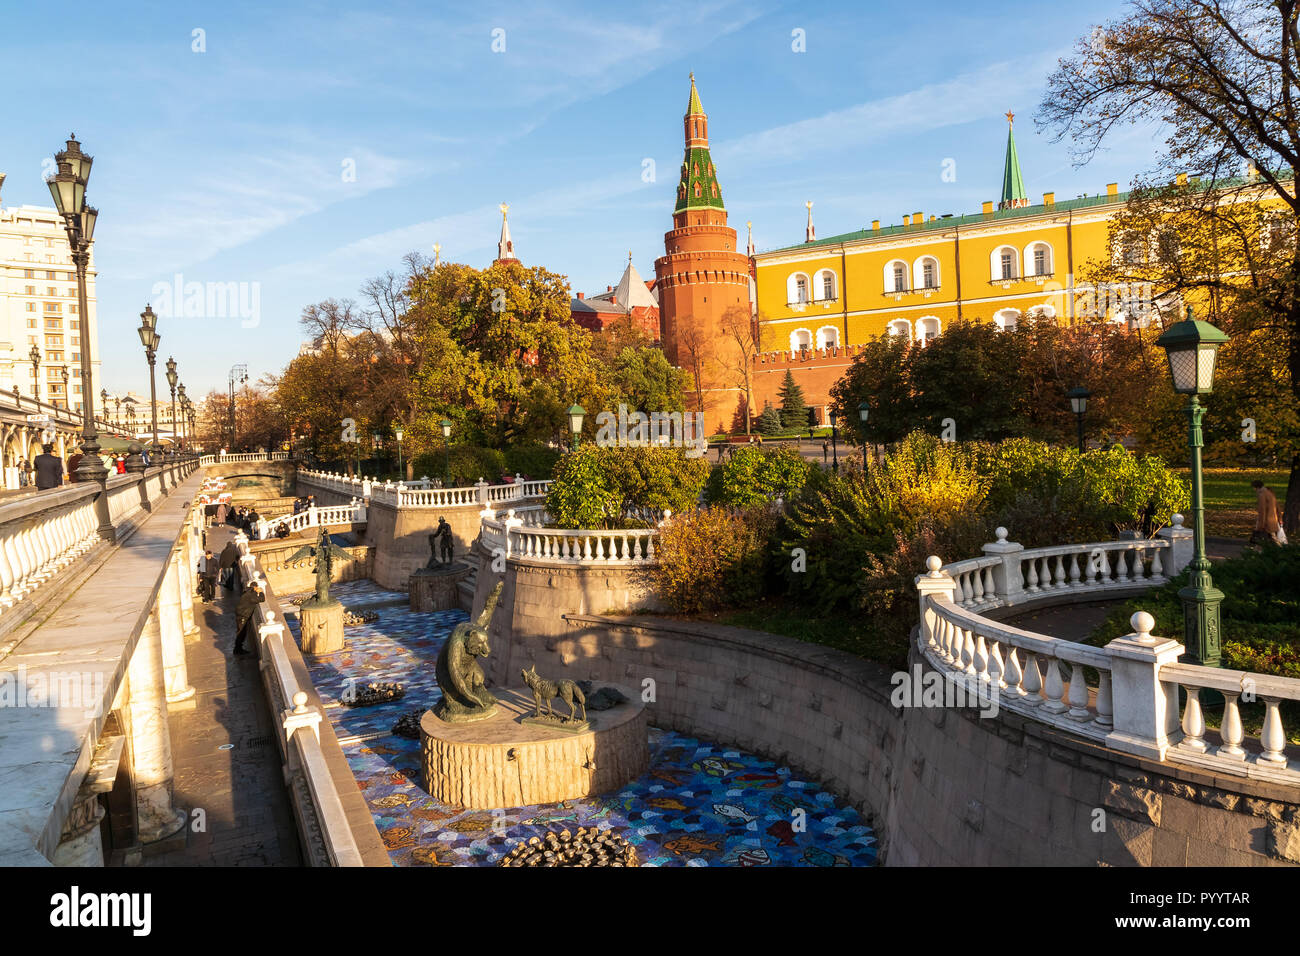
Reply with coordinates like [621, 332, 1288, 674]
[687, 74, 704, 115]
[675, 146, 725, 213]
[757, 190, 1132, 256]
[1001, 123, 1028, 208]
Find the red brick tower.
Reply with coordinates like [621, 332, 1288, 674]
[655, 74, 752, 426]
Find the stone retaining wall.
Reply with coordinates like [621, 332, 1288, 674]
[251, 539, 374, 596]
[514, 613, 1299, 867]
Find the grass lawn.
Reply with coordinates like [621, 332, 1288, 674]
[1176, 467, 1290, 538]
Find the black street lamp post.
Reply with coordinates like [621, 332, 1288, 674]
[228, 364, 247, 450]
[177, 385, 188, 451]
[165, 357, 178, 454]
[138, 306, 161, 458]
[1156, 306, 1230, 667]
[1067, 387, 1091, 453]
[394, 425, 404, 478]
[60, 366, 69, 410]
[46, 134, 109, 513]
[29, 345, 40, 401]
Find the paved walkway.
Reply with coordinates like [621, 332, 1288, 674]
[145, 525, 302, 866]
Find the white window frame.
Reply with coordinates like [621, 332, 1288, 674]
[915, 315, 941, 345]
[790, 328, 813, 352]
[990, 245, 1019, 281]
[884, 259, 910, 293]
[815, 325, 840, 349]
[786, 272, 812, 305]
[913, 255, 941, 290]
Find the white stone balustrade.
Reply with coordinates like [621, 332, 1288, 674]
[917, 529, 1300, 786]
[227, 522, 364, 866]
[296, 467, 551, 511]
[255, 499, 367, 540]
[505, 525, 658, 565]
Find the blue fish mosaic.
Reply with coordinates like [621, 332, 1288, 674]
[287, 579, 878, 867]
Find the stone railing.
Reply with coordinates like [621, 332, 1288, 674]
[915, 521, 1300, 786]
[254, 500, 367, 541]
[481, 513, 659, 565]
[0, 459, 198, 624]
[196, 452, 290, 465]
[229, 530, 364, 866]
[296, 468, 551, 510]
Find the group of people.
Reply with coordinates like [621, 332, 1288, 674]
[19, 445, 155, 489]
[195, 538, 265, 656]
[209, 501, 263, 538]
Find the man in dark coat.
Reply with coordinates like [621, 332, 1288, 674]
[34, 444, 63, 490]
[233, 581, 264, 656]
[218, 540, 240, 591]
[197, 549, 218, 602]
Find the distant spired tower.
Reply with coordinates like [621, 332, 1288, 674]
[655, 73, 753, 419]
[494, 202, 519, 265]
[999, 111, 1030, 210]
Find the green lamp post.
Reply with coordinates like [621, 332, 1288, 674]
[857, 400, 870, 468]
[1066, 386, 1091, 453]
[567, 404, 585, 451]
[440, 419, 452, 487]
[1156, 305, 1229, 667]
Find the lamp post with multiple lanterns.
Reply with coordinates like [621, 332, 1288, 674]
[28, 345, 40, 401]
[177, 385, 188, 451]
[165, 357, 178, 455]
[138, 306, 161, 458]
[394, 425, 404, 478]
[1156, 306, 1230, 667]
[828, 407, 839, 474]
[46, 135, 106, 489]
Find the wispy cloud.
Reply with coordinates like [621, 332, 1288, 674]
[716, 51, 1069, 168]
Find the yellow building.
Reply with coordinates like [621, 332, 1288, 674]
[753, 115, 1135, 356]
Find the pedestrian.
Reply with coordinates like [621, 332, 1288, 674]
[17, 462, 29, 488]
[233, 580, 264, 656]
[1252, 480, 1288, 545]
[114, 454, 126, 475]
[34, 444, 63, 490]
[66, 452, 83, 481]
[214, 500, 228, 529]
[822, 440, 829, 464]
[218, 539, 239, 591]
[197, 549, 217, 602]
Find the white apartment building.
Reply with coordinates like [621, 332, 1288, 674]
[0, 173, 101, 414]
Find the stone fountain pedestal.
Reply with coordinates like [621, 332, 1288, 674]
[420, 685, 647, 809]
[409, 562, 470, 612]
[299, 597, 344, 655]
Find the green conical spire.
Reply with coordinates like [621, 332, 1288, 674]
[675, 73, 724, 214]
[999, 110, 1028, 210]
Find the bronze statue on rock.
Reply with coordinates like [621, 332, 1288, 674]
[433, 581, 502, 722]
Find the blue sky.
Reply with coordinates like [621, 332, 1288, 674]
[0, 0, 1160, 400]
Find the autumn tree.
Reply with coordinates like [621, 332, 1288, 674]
[1040, 0, 1300, 530]
[718, 304, 760, 435]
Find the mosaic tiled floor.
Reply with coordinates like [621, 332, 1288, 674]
[286, 580, 877, 867]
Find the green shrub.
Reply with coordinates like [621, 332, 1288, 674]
[504, 444, 562, 480]
[705, 445, 812, 508]
[652, 507, 778, 613]
[546, 444, 710, 529]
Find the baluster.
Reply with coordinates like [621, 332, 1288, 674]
[1067, 552, 1081, 585]
[1003, 647, 1024, 697]
[1218, 692, 1246, 759]
[1258, 698, 1288, 765]
[1098, 549, 1112, 584]
[1151, 548, 1163, 579]
[987, 640, 1005, 689]
[1042, 658, 1067, 713]
[1180, 686, 1208, 752]
[645, 533, 656, 562]
[933, 618, 951, 661]
[1053, 555, 1066, 589]
[13, 526, 33, 596]
[1115, 546, 1131, 583]
[1094, 670, 1113, 727]
[0, 530, 15, 607]
[983, 565, 996, 601]
[972, 633, 988, 680]
[1066, 662, 1091, 720]
[970, 569, 985, 603]
[961, 628, 975, 675]
[1025, 558, 1039, 593]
